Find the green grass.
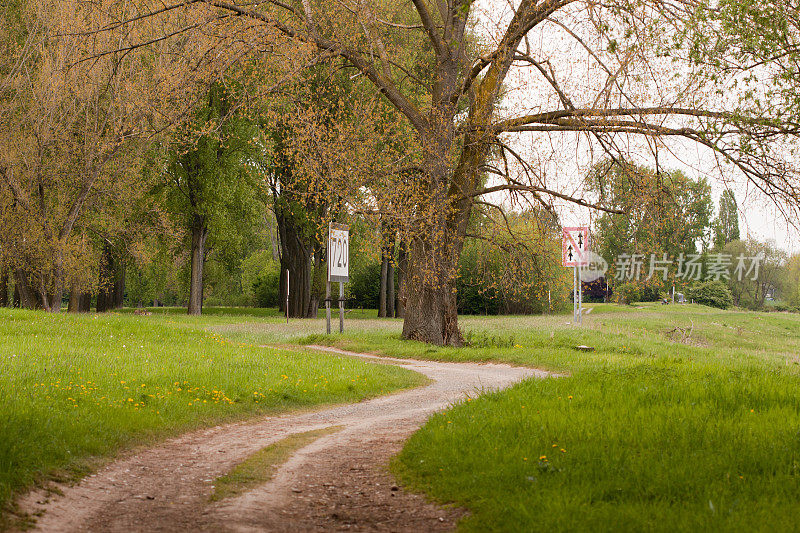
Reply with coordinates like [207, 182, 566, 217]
[0, 308, 425, 522]
[118, 306, 380, 320]
[245, 303, 800, 532]
[210, 426, 342, 501]
[6, 303, 800, 530]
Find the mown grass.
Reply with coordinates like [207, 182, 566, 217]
[0, 308, 424, 522]
[260, 304, 800, 532]
[210, 426, 342, 501]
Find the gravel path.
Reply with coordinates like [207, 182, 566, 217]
[20, 346, 552, 532]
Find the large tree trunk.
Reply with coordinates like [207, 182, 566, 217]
[68, 287, 91, 313]
[279, 241, 312, 318]
[113, 260, 125, 309]
[276, 210, 314, 318]
[13, 270, 41, 310]
[400, 126, 481, 345]
[188, 217, 208, 316]
[308, 244, 326, 318]
[401, 234, 465, 346]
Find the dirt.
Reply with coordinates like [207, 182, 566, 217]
[17, 346, 554, 532]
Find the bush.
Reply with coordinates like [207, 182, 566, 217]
[582, 277, 612, 303]
[688, 280, 733, 309]
[349, 261, 381, 309]
[253, 261, 282, 308]
[616, 283, 640, 305]
[457, 277, 501, 315]
[241, 250, 276, 305]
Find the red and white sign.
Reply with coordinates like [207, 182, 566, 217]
[562, 226, 589, 267]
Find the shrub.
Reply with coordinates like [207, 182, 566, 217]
[582, 277, 612, 303]
[253, 261, 282, 308]
[688, 280, 733, 309]
[241, 250, 276, 305]
[616, 283, 640, 305]
[348, 261, 381, 309]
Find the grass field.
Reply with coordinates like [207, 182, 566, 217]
[5, 304, 800, 531]
[282, 304, 800, 532]
[0, 308, 424, 520]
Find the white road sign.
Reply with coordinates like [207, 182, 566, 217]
[328, 223, 350, 282]
[562, 226, 589, 267]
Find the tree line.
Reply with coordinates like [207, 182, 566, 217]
[2, 0, 800, 344]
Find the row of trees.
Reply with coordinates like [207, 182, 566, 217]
[3, 0, 800, 344]
[589, 161, 797, 310]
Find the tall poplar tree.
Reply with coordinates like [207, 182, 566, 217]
[164, 81, 265, 315]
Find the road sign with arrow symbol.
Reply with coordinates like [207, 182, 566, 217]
[562, 227, 589, 267]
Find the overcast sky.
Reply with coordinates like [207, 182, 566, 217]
[473, 1, 799, 255]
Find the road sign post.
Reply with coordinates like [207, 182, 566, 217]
[327, 223, 350, 334]
[562, 226, 589, 326]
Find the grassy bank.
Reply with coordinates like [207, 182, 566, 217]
[0, 309, 424, 518]
[286, 304, 800, 531]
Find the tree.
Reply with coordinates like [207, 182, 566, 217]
[163, 82, 265, 315]
[75, 0, 800, 343]
[0, 0, 149, 311]
[591, 161, 713, 297]
[378, 220, 396, 318]
[712, 190, 740, 250]
[785, 254, 800, 307]
[722, 239, 786, 309]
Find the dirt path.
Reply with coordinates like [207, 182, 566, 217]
[20, 347, 553, 532]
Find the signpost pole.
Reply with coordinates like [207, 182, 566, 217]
[326, 280, 331, 334]
[573, 266, 577, 324]
[581, 264, 583, 325]
[339, 282, 344, 333]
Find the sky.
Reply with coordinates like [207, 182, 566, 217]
[472, 0, 800, 255]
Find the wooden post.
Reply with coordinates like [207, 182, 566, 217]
[339, 282, 344, 333]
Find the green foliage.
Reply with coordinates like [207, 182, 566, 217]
[591, 161, 713, 300]
[722, 239, 786, 310]
[253, 261, 282, 308]
[241, 250, 279, 306]
[160, 80, 269, 306]
[785, 254, 800, 307]
[126, 244, 182, 307]
[688, 280, 734, 309]
[457, 241, 501, 315]
[712, 190, 740, 250]
[615, 282, 641, 305]
[688, 1, 800, 123]
[456, 210, 570, 315]
[348, 261, 381, 310]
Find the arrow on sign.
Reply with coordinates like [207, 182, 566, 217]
[577, 233, 583, 248]
[568, 246, 574, 260]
